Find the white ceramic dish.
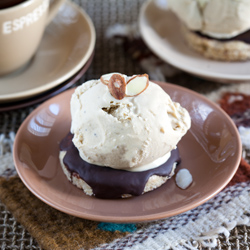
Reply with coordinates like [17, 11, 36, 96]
[0, 0, 95, 102]
[0, 53, 94, 112]
[139, 0, 250, 83]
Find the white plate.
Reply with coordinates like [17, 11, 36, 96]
[0, 0, 95, 102]
[139, 0, 250, 83]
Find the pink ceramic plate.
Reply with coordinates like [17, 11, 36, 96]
[13, 82, 242, 223]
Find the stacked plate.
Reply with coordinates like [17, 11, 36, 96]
[0, 0, 96, 111]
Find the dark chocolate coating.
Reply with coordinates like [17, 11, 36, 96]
[195, 29, 250, 43]
[60, 133, 181, 199]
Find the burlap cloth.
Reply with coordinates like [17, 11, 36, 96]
[1, 0, 250, 249]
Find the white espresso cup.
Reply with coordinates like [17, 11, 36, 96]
[0, 0, 65, 76]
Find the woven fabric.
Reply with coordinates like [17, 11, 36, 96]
[1, 0, 250, 249]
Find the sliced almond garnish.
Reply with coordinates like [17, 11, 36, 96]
[100, 73, 123, 85]
[126, 74, 149, 97]
[108, 74, 126, 100]
[100, 74, 111, 85]
[100, 76, 109, 85]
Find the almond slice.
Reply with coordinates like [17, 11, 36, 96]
[100, 74, 111, 85]
[100, 73, 123, 85]
[108, 74, 126, 100]
[126, 74, 149, 97]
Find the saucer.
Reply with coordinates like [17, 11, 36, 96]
[0, 53, 94, 112]
[139, 0, 250, 83]
[13, 82, 241, 223]
[0, 0, 95, 102]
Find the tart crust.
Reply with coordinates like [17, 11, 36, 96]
[182, 25, 250, 61]
[59, 151, 177, 198]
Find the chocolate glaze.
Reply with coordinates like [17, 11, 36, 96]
[60, 133, 181, 199]
[195, 29, 250, 43]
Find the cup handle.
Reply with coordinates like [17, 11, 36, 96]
[46, 0, 66, 26]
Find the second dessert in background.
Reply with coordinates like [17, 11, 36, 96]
[169, 0, 250, 61]
[59, 73, 191, 199]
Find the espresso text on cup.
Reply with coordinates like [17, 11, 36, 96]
[2, 1, 49, 35]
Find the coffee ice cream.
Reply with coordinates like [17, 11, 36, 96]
[59, 73, 191, 198]
[169, 0, 250, 61]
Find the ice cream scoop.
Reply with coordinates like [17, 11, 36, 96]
[70, 73, 191, 172]
[169, 0, 250, 39]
